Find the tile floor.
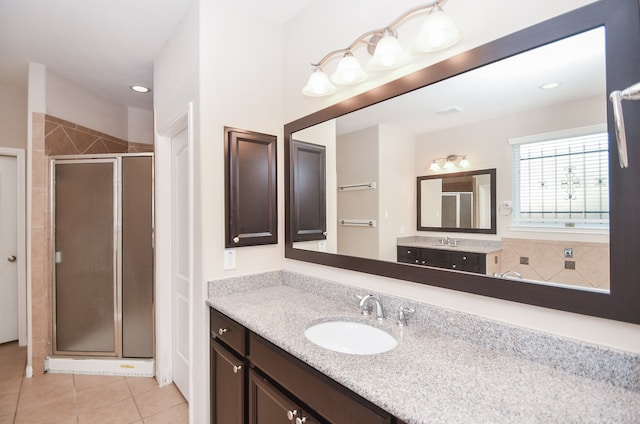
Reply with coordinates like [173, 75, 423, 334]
[0, 342, 188, 424]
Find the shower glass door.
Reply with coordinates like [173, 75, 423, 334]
[54, 159, 117, 355]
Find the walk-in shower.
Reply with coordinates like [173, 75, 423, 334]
[51, 154, 153, 359]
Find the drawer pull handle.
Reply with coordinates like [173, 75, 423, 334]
[232, 365, 242, 374]
[287, 410, 298, 420]
[296, 417, 307, 424]
[218, 328, 228, 336]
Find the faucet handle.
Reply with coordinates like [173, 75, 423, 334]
[356, 294, 373, 315]
[396, 306, 415, 327]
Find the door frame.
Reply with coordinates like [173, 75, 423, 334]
[0, 148, 27, 346]
[155, 103, 194, 393]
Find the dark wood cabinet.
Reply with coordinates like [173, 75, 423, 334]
[397, 246, 486, 274]
[291, 140, 326, 242]
[210, 308, 395, 424]
[211, 339, 245, 424]
[225, 127, 277, 247]
[248, 369, 320, 424]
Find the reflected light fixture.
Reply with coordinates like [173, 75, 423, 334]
[303, 0, 461, 97]
[428, 154, 470, 171]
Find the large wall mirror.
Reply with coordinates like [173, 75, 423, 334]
[285, 0, 640, 324]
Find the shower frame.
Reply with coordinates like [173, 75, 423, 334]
[50, 153, 154, 358]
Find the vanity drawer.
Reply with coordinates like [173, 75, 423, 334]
[450, 251, 484, 273]
[397, 246, 420, 264]
[421, 248, 450, 268]
[210, 309, 246, 356]
[249, 333, 391, 424]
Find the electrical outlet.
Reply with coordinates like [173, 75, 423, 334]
[318, 240, 326, 252]
[565, 260, 576, 270]
[520, 256, 529, 265]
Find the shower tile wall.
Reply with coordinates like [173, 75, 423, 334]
[29, 113, 153, 375]
[501, 238, 610, 290]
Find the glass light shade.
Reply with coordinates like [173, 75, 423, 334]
[429, 160, 440, 171]
[415, 8, 462, 53]
[459, 156, 470, 168]
[443, 160, 455, 170]
[367, 32, 409, 71]
[302, 68, 336, 97]
[331, 54, 367, 85]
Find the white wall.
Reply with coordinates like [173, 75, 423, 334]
[282, 0, 640, 353]
[46, 70, 128, 139]
[378, 125, 415, 261]
[154, 0, 201, 420]
[127, 106, 153, 144]
[0, 83, 27, 149]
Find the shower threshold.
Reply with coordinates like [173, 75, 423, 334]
[45, 356, 154, 377]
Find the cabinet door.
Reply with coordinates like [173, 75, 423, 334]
[248, 370, 319, 424]
[211, 339, 245, 424]
[291, 140, 326, 242]
[225, 127, 277, 247]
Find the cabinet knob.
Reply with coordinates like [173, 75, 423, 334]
[414, 259, 419, 263]
[233, 236, 240, 243]
[407, 249, 411, 254]
[232, 365, 242, 374]
[452, 264, 457, 268]
[218, 328, 228, 336]
[287, 410, 298, 420]
[296, 417, 307, 424]
[463, 256, 467, 260]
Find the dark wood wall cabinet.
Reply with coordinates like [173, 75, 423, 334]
[397, 246, 487, 274]
[290, 140, 327, 242]
[210, 308, 399, 424]
[225, 127, 277, 247]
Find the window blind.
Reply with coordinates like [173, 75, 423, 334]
[512, 130, 609, 226]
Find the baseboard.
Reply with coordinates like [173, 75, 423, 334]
[45, 357, 155, 377]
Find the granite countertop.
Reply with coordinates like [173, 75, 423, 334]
[207, 272, 640, 424]
[397, 236, 502, 254]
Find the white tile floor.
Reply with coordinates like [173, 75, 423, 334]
[0, 342, 188, 424]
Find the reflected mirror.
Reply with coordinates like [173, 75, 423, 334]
[285, 0, 640, 324]
[418, 169, 496, 233]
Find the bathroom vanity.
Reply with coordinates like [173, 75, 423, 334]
[397, 236, 501, 276]
[208, 271, 640, 424]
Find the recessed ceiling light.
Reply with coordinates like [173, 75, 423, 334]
[435, 106, 464, 115]
[539, 82, 561, 90]
[130, 85, 151, 93]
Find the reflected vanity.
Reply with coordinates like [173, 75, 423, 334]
[284, 0, 640, 324]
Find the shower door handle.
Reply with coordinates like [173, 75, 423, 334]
[7, 255, 16, 262]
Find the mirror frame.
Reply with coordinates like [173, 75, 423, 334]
[285, 0, 640, 324]
[417, 168, 496, 234]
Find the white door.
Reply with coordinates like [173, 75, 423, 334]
[0, 155, 19, 343]
[171, 128, 190, 400]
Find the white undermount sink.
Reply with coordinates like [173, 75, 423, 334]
[304, 320, 397, 355]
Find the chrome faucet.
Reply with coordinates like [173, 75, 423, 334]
[494, 270, 524, 280]
[358, 294, 385, 320]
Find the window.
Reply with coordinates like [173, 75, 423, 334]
[510, 125, 609, 229]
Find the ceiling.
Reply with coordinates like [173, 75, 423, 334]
[0, 0, 313, 110]
[336, 27, 606, 137]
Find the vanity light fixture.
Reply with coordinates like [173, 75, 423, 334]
[428, 154, 470, 171]
[130, 84, 151, 93]
[302, 0, 461, 97]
